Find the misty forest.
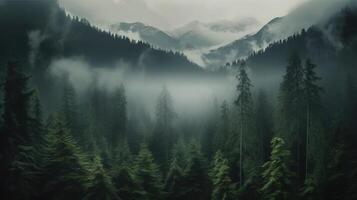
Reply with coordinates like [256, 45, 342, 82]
[1, 0, 357, 200]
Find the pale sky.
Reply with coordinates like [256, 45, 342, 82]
[59, 0, 310, 30]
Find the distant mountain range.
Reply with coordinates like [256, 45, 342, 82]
[110, 18, 260, 51]
[202, 17, 282, 68]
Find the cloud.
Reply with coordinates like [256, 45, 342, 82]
[59, 0, 308, 30]
[267, 0, 356, 41]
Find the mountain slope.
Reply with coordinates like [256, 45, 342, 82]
[0, 0, 201, 74]
[202, 17, 282, 67]
[110, 22, 181, 50]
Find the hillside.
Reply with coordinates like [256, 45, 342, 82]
[0, 0, 201, 74]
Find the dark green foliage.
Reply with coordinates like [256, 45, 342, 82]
[211, 151, 234, 200]
[300, 176, 318, 200]
[112, 165, 145, 200]
[41, 114, 91, 200]
[84, 155, 120, 200]
[278, 52, 306, 184]
[164, 158, 186, 200]
[0, 0, 201, 75]
[181, 142, 212, 200]
[215, 101, 231, 154]
[255, 90, 273, 162]
[234, 60, 255, 185]
[62, 75, 80, 139]
[261, 137, 294, 200]
[134, 144, 164, 200]
[0, 61, 34, 198]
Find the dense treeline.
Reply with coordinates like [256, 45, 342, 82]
[1, 49, 356, 199]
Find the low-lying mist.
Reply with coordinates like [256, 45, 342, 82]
[49, 58, 238, 121]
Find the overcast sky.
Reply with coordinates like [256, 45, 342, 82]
[59, 0, 309, 30]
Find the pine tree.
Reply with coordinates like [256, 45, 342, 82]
[134, 144, 163, 200]
[234, 60, 253, 186]
[278, 52, 305, 184]
[181, 142, 212, 200]
[112, 165, 145, 200]
[260, 137, 294, 200]
[211, 151, 234, 200]
[0, 61, 35, 198]
[83, 154, 120, 200]
[111, 140, 132, 168]
[303, 59, 323, 179]
[255, 90, 273, 162]
[41, 114, 91, 200]
[165, 158, 185, 200]
[151, 86, 176, 171]
[215, 101, 230, 154]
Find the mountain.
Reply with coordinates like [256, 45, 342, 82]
[110, 22, 181, 50]
[202, 17, 282, 67]
[172, 18, 260, 49]
[0, 0, 201, 74]
[233, 6, 357, 98]
[203, 0, 357, 68]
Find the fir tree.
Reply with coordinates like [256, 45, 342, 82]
[278, 52, 305, 184]
[181, 142, 212, 200]
[151, 86, 176, 171]
[211, 151, 234, 200]
[61, 75, 79, 139]
[0, 61, 35, 198]
[303, 59, 323, 179]
[234, 60, 254, 186]
[165, 158, 185, 200]
[134, 144, 163, 200]
[41, 114, 91, 200]
[84, 154, 120, 200]
[260, 137, 294, 200]
[112, 165, 145, 200]
[215, 101, 230, 154]
[255, 90, 273, 162]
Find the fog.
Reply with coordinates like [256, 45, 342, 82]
[49, 58, 237, 120]
[267, 0, 357, 43]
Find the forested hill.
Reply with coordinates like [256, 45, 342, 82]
[244, 6, 357, 75]
[0, 0, 201, 74]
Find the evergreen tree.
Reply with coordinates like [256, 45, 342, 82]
[255, 90, 273, 162]
[0, 61, 35, 198]
[134, 144, 163, 200]
[41, 114, 91, 200]
[112, 165, 145, 200]
[260, 137, 294, 200]
[84, 154, 120, 200]
[215, 101, 230, 154]
[165, 158, 185, 200]
[211, 151, 234, 200]
[151, 87, 176, 171]
[278, 52, 305, 184]
[303, 59, 323, 179]
[234, 60, 254, 186]
[181, 142, 212, 200]
[61, 75, 79, 139]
